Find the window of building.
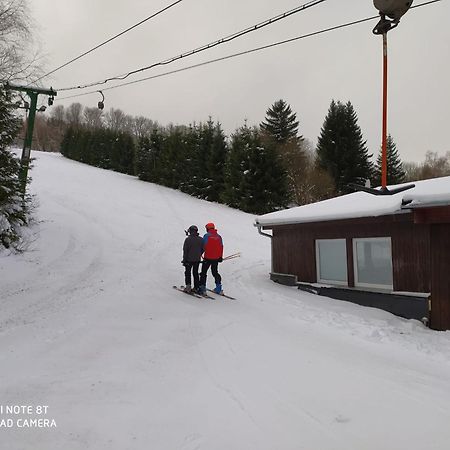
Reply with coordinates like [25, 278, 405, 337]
[353, 237, 393, 289]
[315, 239, 348, 285]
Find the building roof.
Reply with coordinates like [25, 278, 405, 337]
[255, 176, 450, 227]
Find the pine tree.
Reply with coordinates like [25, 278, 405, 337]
[179, 124, 201, 196]
[159, 125, 185, 189]
[260, 99, 302, 144]
[317, 100, 373, 194]
[260, 100, 305, 204]
[372, 134, 406, 186]
[146, 128, 165, 184]
[0, 88, 28, 249]
[136, 135, 152, 181]
[222, 125, 289, 214]
[201, 119, 227, 202]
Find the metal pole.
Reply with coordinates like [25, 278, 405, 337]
[3, 83, 57, 195]
[381, 32, 388, 189]
[19, 91, 38, 192]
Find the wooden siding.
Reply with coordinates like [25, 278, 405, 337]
[271, 213, 431, 293]
[414, 205, 450, 224]
[346, 238, 355, 287]
[430, 225, 450, 330]
[391, 223, 431, 292]
[272, 227, 316, 282]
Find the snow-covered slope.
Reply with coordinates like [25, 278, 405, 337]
[1, 152, 450, 450]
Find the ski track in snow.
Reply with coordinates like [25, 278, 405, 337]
[1, 151, 450, 450]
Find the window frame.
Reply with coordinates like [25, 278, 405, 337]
[315, 238, 348, 286]
[352, 237, 393, 290]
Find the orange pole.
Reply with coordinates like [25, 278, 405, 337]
[381, 32, 388, 189]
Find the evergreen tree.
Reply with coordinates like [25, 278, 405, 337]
[0, 88, 29, 249]
[372, 134, 406, 186]
[208, 121, 228, 201]
[148, 128, 165, 183]
[222, 125, 288, 214]
[159, 126, 185, 189]
[316, 100, 373, 194]
[135, 128, 165, 183]
[179, 124, 201, 196]
[135, 135, 152, 181]
[260, 100, 306, 204]
[260, 99, 302, 144]
[199, 119, 228, 202]
[60, 127, 75, 159]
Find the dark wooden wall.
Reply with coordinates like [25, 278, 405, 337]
[270, 213, 431, 293]
[430, 225, 450, 330]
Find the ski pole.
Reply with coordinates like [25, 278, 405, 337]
[223, 253, 241, 261]
[224, 252, 241, 259]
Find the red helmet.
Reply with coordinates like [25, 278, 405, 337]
[205, 222, 215, 230]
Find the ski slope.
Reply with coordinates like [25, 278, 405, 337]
[1, 151, 450, 450]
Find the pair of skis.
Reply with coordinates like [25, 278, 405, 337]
[172, 286, 236, 300]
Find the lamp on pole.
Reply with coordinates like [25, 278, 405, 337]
[349, 0, 415, 195]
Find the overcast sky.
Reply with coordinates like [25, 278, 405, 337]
[30, 0, 449, 163]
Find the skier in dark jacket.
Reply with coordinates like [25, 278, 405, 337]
[199, 222, 224, 295]
[182, 225, 203, 293]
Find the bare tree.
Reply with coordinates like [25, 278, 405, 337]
[0, 0, 43, 82]
[65, 103, 83, 127]
[404, 161, 422, 182]
[33, 114, 52, 151]
[49, 104, 65, 125]
[421, 151, 450, 179]
[105, 107, 127, 131]
[83, 107, 103, 129]
[123, 114, 135, 134]
[281, 138, 335, 205]
[404, 151, 450, 181]
[133, 116, 157, 140]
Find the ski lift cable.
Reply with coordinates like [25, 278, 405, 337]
[55, 0, 328, 92]
[55, 0, 441, 102]
[27, 0, 185, 87]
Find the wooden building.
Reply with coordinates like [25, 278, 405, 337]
[255, 177, 450, 331]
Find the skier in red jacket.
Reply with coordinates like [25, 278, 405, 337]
[199, 222, 224, 295]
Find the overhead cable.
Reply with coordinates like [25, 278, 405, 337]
[28, 0, 184, 86]
[55, 0, 442, 102]
[56, 0, 328, 92]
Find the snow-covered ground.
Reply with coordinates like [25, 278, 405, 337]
[1, 151, 450, 450]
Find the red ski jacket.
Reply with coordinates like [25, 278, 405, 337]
[202, 229, 223, 260]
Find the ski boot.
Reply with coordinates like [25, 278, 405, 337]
[213, 283, 223, 295]
[198, 285, 207, 297]
[183, 284, 192, 293]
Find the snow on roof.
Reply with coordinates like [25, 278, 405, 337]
[255, 176, 450, 227]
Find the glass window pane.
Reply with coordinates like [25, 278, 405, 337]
[355, 238, 392, 287]
[317, 239, 347, 283]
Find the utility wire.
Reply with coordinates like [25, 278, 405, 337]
[56, 0, 328, 92]
[28, 0, 184, 86]
[56, 16, 377, 101]
[56, 0, 442, 102]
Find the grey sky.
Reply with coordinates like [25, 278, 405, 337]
[30, 0, 449, 162]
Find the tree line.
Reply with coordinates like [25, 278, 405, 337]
[56, 98, 415, 215]
[60, 117, 289, 215]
